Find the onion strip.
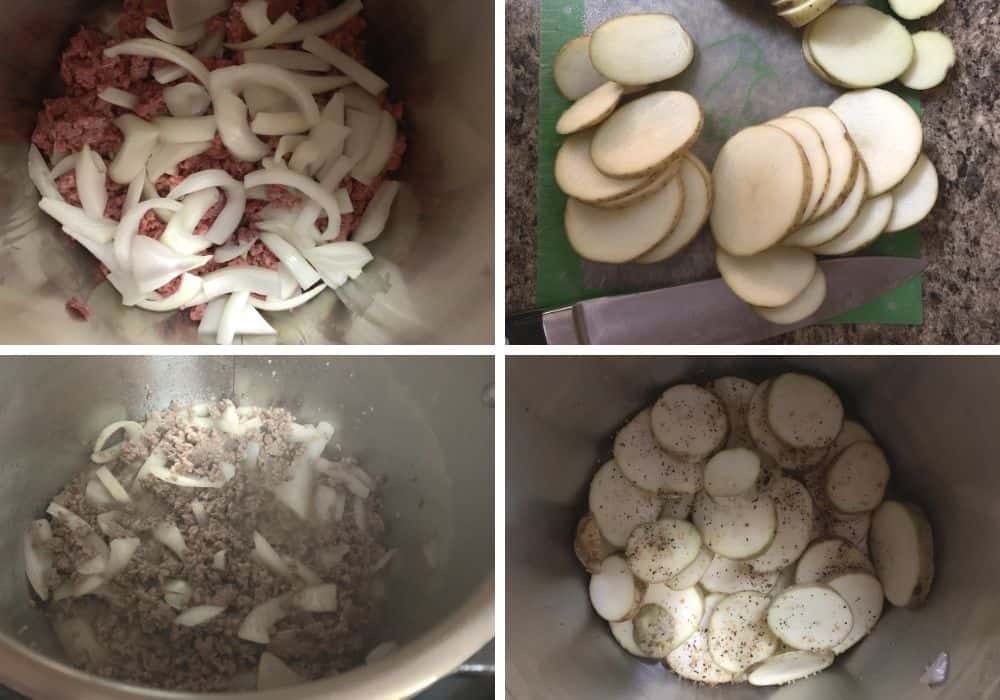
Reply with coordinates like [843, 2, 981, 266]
[260, 233, 321, 289]
[130, 236, 211, 294]
[302, 35, 388, 96]
[39, 198, 116, 244]
[225, 13, 298, 51]
[243, 49, 331, 72]
[147, 141, 212, 181]
[113, 198, 183, 270]
[153, 115, 218, 144]
[136, 273, 204, 311]
[212, 89, 271, 162]
[214, 235, 257, 263]
[148, 460, 228, 488]
[105, 38, 211, 86]
[303, 242, 373, 289]
[161, 188, 220, 254]
[175, 605, 225, 627]
[110, 115, 160, 184]
[253, 531, 292, 578]
[250, 283, 327, 311]
[104, 537, 141, 579]
[50, 153, 79, 180]
[241, 0, 272, 35]
[169, 170, 246, 245]
[251, 111, 311, 136]
[291, 584, 338, 612]
[167, 0, 229, 31]
[145, 17, 207, 46]
[353, 181, 400, 244]
[201, 267, 282, 298]
[164, 83, 212, 117]
[237, 595, 289, 644]
[123, 172, 145, 215]
[91, 421, 142, 463]
[210, 64, 321, 126]
[94, 467, 131, 503]
[351, 111, 397, 185]
[279, 0, 363, 43]
[244, 169, 341, 238]
[218, 291, 250, 344]
[98, 87, 139, 110]
[76, 146, 108, 220]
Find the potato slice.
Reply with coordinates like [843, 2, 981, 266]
[555, 131, 655, 204]
[632, 603, 677, 657]
[753, 267, 827, 326]
[589, 14, 694, 86]
[666, 546, 714, 591]
[667, 593, 738, 685]
[708, 592, 778, 674]
[801, 38, 851, 89]
[825, 441, 890, 514]
[870, 500, 935, 608]
[810, 193, 893, 256]
[785, 107, 860, 220]
[565, 175, 684, 263]
[747, 477, 814, 574]
[768, 116, 830, 223]
[596, 160, 682, 209]
[553, 36, 605, 101]
[900, 31, 956, 91]
[830, 89, 923, 197]
[805, 7, 914, 88]
[716, 247, 817, 309]
[795, 537, 874, 584]
[641, 584, 704, 651]
[661, 493, 695, 521]
[704, 377, 757, 450]
[711, 125, 810, 255]
[888, 0, 946, 21]
[609, 618, 649, 657]
[614, 409, 704, 496]
[555, 82, 625, 136]
[588, 460, 663, 548]
[748, 650, 835, 686]
[827, 571, 884, 653]
[768, 584, 852, 651]
[784, 164, 868, 249]
[626, 518, 702, 583]
[767, 373, 843, 449]
[591, 91, 703, 178]
[700, 555, 779, 595]
[885, 153, 938, 233]
[747, 380, 830, 471]
[704, 448, 761, 499]
[778, 0, 839, 28]
[590, 554, 643, 621]
[692, 491, 777, 560]
[650, 384, 728, 461]
[574, 513, 617, 574]
[635, 154, 712, 263]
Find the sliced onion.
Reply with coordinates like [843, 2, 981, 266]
[244, 49, 330, 72]
[317, 543, 350, 569]
[94, 467, 131, 503]
[353, 496, 368, 534]
[96, 510, 124, 537]
[290, 583, 338, 613]
[213, 549, 227, 571]
[353, 181, 400, 244]
[366, 641, 398, 664]
[287, 141, 324, 175]
[334, 188, 353, 214]
[197, 30, 225, 59]
[148, 459, 228, 488]
[340, 85, 382, 115]
[148, 141, 213, 181]
[114, 197, 184, 270]
[352, 112, 397, 186]
[237, 595, 289, 644]
[274, 135, 308, 165]
[295, 73, 353, 95]
[303, 242, 372, 289]
[191, 501, 208, 526]
[243, 441, 261, 468]
[104, 537, 141, 579]
[257, 652, 303, 691]
[251, 111, 311, 136]
[201, 267, 282, 298]
[133, 448, 166, 484]
[260, 233, 321, 289]
[287, 558, 323, 585]
[312, 485, 337, 523]
[153, 115, 218, 144]
[39, 198, 116, 244]
[53, 618, 107, 665]
[46, 502, 91, 532]
[153, 522, 188, 558]
[245, 185, 270, 200]
[215, 292, 241, 344]
[130, 235, 211, 295]
[212, 89, 271, 162]
[322, 91, 346, 123]
[244, 169, 340, 238]
[164, 83, 212, 117]
[318, 154, 355, 192]
[241, 0, 271, 35]
[175, 605, 225, 626]
[288, 423, 320, 442]
[277, 264, 300, 298]
[272, 454, 314, 520]
[77, 553, 107, 575]
[302, 35, 387, 96]
[226, 13, 298, 50]
[210, 64, 321, 126]
[253, 531, 292, 578]
[24, 526, 53, 600]
[280, 0, 362, 43]
[311, 120, 351, 165]
[136, 273, 204, 311]
[216, 402, 239, 433]
[372, 549, 395, 573]
[110, 114, 161, 184]
[146, 17, 206, 46]
[98, 87, 139, 110]
[86, 478, 115, 508]
[154, 64, 187, 84]
[123, 172, 145, 215]
[73, 575, 105, 597]
[345, 109, 378, 163]
[214, 234, 258, 263]
[169, 169, 246, 245]
[163, 578, 192, 609]
[105, 39, 211, 86]
[50, 153, 80, 180]
[161, 188, 219, 254]
[244, 85, 295, 117]
[91, 420, 143, 463]
[167, 0, 229, 30]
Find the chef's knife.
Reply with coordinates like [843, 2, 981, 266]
[507, 257, 925, 345]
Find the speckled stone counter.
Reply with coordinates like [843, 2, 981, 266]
[505, 0, 1000, 344]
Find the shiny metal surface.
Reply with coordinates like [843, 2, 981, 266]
[507, 357, 1000, 700]
[0, 0, 493, 344]
[542, 257, 926, 345]
[0, 356, 494, 698]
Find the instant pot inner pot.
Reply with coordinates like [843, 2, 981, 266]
[0, 356, 493, 695]
[506, 357, 1000, 700]
[0, 0, 493, 344]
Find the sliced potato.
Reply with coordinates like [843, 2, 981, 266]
[767, 373, 843, 450]
[768, 116, 830, 223]
[590, 554, 643, 621]
[716, 247, 817, 309]
[806, 7, 914, 88]
[827, 512, 872, 552]
[701, 555, 779, 594]
[704, 448, 761, 499]
[614, 409, 704, 496]
[667, 546, 714, 591]
[556, 82, 625, 136]
[661, 493, 695, 521]
[553, 36, 605, 101]
[565, 175, 684, 263]
[641, 584, 704, 651]
[632, 603, 678, 657]
[770, 564, 797, 597]
[767, 583, 853, 651]
[596, 160, 682, 209]
[888, 0, 945, 20]
[666, 593, 738, 685]
[900, 31, 956, 91]
[651, 384, 728, 461]
[588, 460, 663, 548]
[785, 106, 860, 220]
[692, 491, 777, 560]
[825, 420, 875, 465]
[748, 649, 835, 686]
[711, 125, 810, 256]
[748, 380, 830, 471]
[574, 513, 618, 573]
[827, 570, 884, 654]
[753, 267, 827, 326]
[784, 163, 868, 249]
[778, 0, 839, 28]
[825, 441, 890, 515]
[885, 153, 938, 233]
[635, 154, 712, 263]
[554, 131, 653, 204]
[748, 477, 814, 574]
[591, 91, 703, 178]
[802, 36, 850, 88]
[589, 14, 694, 86]
[870, 500, 935, 608]
[810, 193, 894, 256]
[795, 537, 874, 584]
[609, 618, 649, 657]
[708, 591, 778, 674]
[704, 377, 757, 450]
[626, 518, 702, 583]
[830, 89, 923, 197]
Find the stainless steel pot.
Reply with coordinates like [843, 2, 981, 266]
[506, 356, 1000, 700]
[0, 0, 494, 344]
[0, 356, 495, 698]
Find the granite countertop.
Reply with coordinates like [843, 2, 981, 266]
[505, 0, 1000, 344]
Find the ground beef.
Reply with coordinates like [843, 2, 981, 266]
[60, 28, 153, 96]
[33, 94, 122, 158]
[65, 297, 92, 320]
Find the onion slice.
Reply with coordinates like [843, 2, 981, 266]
[147, 460, 229, 488]
[257, 653, 303, 691]
[168, 170, 247, 245]
[291, 584, 338, 612]
[244, 49, 330, 72]
[114, 198, 183, 270]
[244, 169, 341, 238]
[147, 141, 212, 181]
[214, 234, 258, 263]
[251, 111, 311, 136]
[302, 35, 388, 96]
[24, 524, 53, 601]
[104, 537, 141, 579]
[153, 115, 218, 143]
[210, 64, 321, 126]
[164, 83, 212, 117]
[191, 501, 208, 526]
[303, 242, 373, 289]
[201, 267, 282, 298]
[130, 236, 211, 294]
[163, 578, 192, 609]
[241, 0, 271, 35]
[105, 39, 211, 86]
[153, 522, 188, 558]
[351, 111, 397, 185]
[91, 420, 143, 463]
[260, 233, 321, 289]
[353, 181, 400, 244]
[280, 0, 362, 43]
[50, 153, 80, 180]
[123, 172, 145, 215]
[145, 17, 207, 46]
[161, 188, 220, 254]
[39, 198, 116, 244]
[238, 595, 290, 644]
[175, 605, 226, 626]
[98, 87, 139, 110]
[250, 283, 327, 311]
[212, 89, 271, 162]
[213, 550, 227, 570]
[225, 13, 298, 50]
[253, 531, 292, 578]
[94, 467, 131, 503]
[136, 273, 204, 311]
[167, 0, 229, 31]
[110, 115, 161, 184]
[334, 188, 353, 214]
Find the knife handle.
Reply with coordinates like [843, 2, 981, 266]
[505, 310, 548, 345]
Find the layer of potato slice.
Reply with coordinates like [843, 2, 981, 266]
[599, 160, 682, 209]
[708, 591, 778, 674]
[870, 500, 935, 608]
[626, 518, 703, 583]
[556, 82, 625, 136]
[555, 131, 652, 204]
[784, 164, 868, 249]
[650, 384, 728, 461]
[785, 107, 860, 220]
[747, 379, 831, 471]
[692, 491, 777, 560]
[635, 154, 712, 263]
[553, 36, 606, 101]
[827, 571, 884, 653]
[889, 0, 946, 20]
[778, 0, 839, 28]
[589, 13, 694, 86]
[614, 409, 704, 496]
[825, 441, 890, 514]
[753, 267, 827, 326]
[806, 6, 914, 88]
[886, 153, 938, 233]
[747, 476, 815, 573]
[811, 192, 893, 256]
[767, 373, 843, 449]
[795, 537, 874, 584]
[703, 376, 757, 450]
[768, 116, 831, 223]
[748, 650, 835, 686]
[767, 584, 853, 651]
[588, 460, 663, 547]
[900, 31, 956, 91]
[590, 554, 643, 621]
[716, 247, 817, 308]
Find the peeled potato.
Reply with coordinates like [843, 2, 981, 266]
[589, 14, 694, 86]
[553, 36, 606, 101]
[556, 82, 625, 136]
[717, 247, 817, 308]
[554, 131, 652, 204]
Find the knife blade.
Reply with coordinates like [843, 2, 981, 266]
[507, 257, 925, 345]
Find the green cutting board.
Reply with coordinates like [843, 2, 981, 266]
[537, 0, 923, 326]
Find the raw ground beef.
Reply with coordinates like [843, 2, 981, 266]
[38, 400, 389, 692]
[32, 0, 408, 320]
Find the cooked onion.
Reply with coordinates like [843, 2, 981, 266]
[104, 537, 141, 579]
[91, 420, 143, 463]
[98, 87, 139, 110]
[237, 595, 289, 644]
[148, 459, 228, 488]
[291, 583, 338, 613]
[153, 522, 188, 558]
[253, 531, 292, 578]
[73, 575, 105, 598]
[218, 292, 246, 344]
[175, 605, 226, 626]
[153, 115, 218, 143]
[24, 527, 53, 601]
[287, 558, 323, 585]
[161, 188, 220, 255]
[123, 172, 145, 215]
[145, 17, 207, 46]
[110, 114, 161, 184]
[244, 169, 341, 238]
[259, 233, 321, 289]
[163, 578, 192, 609]
[244, 85, 296, 117]
[168, 169, 246, 245]
[213, 549, 227, 571]
[105, 38, 211, 86]
[244, 49, 330, 72]
[295, 73, 353, 95]
[272, 454, 314, 520]
[257, 651, 303, 690]
[250, 283, 327, 311]
[50, 153, 80, 180]
[94, 467, 131, 503]
[303, 242, 373, 289]
[302, 35, 388, 96]
[191, 501, 208, 526]
[212, 89, 271, 162]
[225, 13, 298, 51]
[164, 83, 212, 117]
[279, 0, 362, 43]
[154, 64, 187, 84]
[96, 510, 123, 537]
[353, 181, 400, 244]
[85, 478, 115, 508]
[148, 141, 214, 181]
[77, 555, 106, 576]
[321, 91, 346, 123]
